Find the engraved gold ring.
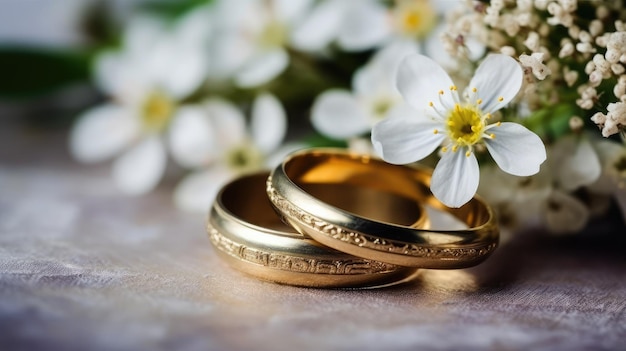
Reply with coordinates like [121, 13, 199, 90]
[207, 172, 420, 288]
[267, 148, 499, 268]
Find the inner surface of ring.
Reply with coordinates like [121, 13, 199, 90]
[299, 183, 421, 226]
[284, 151, 490, 228]
[221, 173, 294, 232]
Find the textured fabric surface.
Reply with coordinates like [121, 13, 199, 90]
[1, 126, 625, 351]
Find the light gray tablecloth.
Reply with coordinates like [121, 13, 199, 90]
[1, 126, 625, 351]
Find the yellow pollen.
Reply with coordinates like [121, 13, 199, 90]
[498, 96, 504, 102]
[226, 144, 264, 173]
[445, 103, 485, 147]
[452, 145, 458, 152]
[450, 85, 457, 91]
[260, 21, 287, 48]
[433, 129, 439, 134]
[476, 99, 483, 105]
[496, 121, 502, 126]
[141, 90, 174, 132]
[429, 101, 434, 107]
[486, 113, 492, 119]
[403, 11, 421, 31]
[465, 151, 471, 157]
[396, 0, 436, 37]
[490, 133, 495, 139]
[441, 146, 448, 152]
[438, 90, 444, 95]
[472, 87, 477, 93]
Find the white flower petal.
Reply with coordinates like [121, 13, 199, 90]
[484, 122, 546, 176]
[274, 0, 313, 24]
[251, 93, 287, 153]
[158, 46, 208, 99]
[396, 54, 455, 116]
[543, 190, 589, 234]
[311, 90, 371, 139]
[290, 0, 346, 52]
[93, 51, 123, 97]
[123, 16, 167, 54]
[70, 104, 139, 163]
[265, 142, 307, 168]
[431, 150, 480, 208]
[235, 49, 289, 88]
[432, 0, 464, 14]
[94, 51, 149, 103]
[205, 98, 247, 149]
[175, 5, 214, 47]
[112, 136, 166, 195]
[353, 39, 419, 96]
[209, 32, 254, 80]
[347, 138, 374, 155]
[168, 106, 215, 169]
[212, 0, 255, 27]
[553, 136, 601, 191]
[588, 139, 626, 194]
[337, 0, 390, 51]
[371, 116, 445, 164]
[384, 101, 419, 121]
[469, 54, 523, 113]
[423, 24, 456, 70]
[174, 167, 235, 213]
[477, 166, 516, 205]
[465, 36, 488, 62]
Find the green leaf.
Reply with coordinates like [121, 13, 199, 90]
[547, 103, 577, 139]
[140, 0, 213, 18]
[303, 133, 349, 148]
[0, 47, 91, 99]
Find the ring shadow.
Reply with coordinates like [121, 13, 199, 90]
[360, 204, 626, 295]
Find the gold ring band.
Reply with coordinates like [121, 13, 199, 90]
[267, 148, 499, 268]
[207, 172, 420, 288]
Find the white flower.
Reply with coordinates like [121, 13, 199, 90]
[542, 135, 601, 234]
[293, 0, 465, 53]
[211, 0, 313, 87]
[478, 165, 550, 240]
[171, 93, 301, 212]
[589, 138, 626, 221]
[69, 16, 209, 195]
[311, 40, 419, 140]
[371, 54, 547, 208]
[480, 135, 602, 234]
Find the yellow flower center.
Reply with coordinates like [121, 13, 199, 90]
[259, 21, 287, 49]
[395, 0, 436, 37]
[226, 144, 265, 173]
[372, 97, 394, 118]
[141, 91, 174, 132]
[446, 104, 485, 147]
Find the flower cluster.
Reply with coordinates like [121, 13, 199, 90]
[69, 0, 626, 235]
[437, 0, 626, 233]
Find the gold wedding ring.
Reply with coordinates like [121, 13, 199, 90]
[267, 149, 499, 269]
[207, 172, 420, 288]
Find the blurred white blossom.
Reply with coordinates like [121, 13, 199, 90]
[293, 0, 448, 53]
[173, 93, 302, 212]
[210, 0, 314, 87]
[311, 40, 418, 141]
[70, 15, 209, 195]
